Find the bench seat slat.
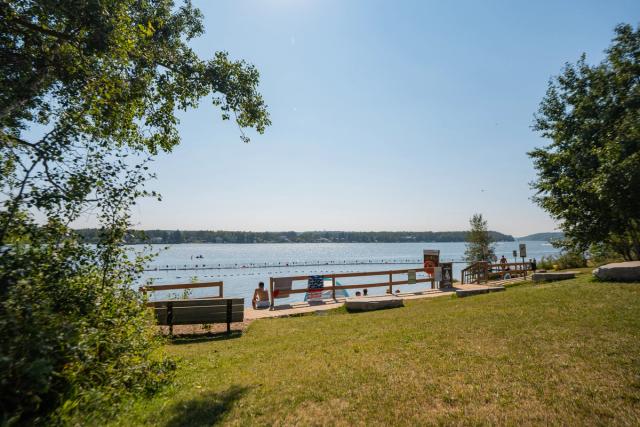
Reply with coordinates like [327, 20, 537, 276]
[152, 305, 243, 318]
[147, 298, 242, 308]
[172, 305, 243, 316]
[170, 312, 244, 325]
[153, 311, 244, 326]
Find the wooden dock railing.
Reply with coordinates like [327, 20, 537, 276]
[269, 267, 435, 308]
[461, 261, 489, 284]
[461, 262, 531, 284]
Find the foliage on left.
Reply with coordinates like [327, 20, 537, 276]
[0, 0, 270, 424]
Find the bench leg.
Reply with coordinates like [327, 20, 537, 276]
[167, 302, 174, 336]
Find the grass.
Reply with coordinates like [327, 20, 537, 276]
[98, 274, 640, 426]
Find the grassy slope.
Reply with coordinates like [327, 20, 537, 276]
[106, 276, 640, 426]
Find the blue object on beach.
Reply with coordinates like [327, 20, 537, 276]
[304, 280, 349, 301]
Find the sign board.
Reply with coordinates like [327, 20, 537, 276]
[273, 277, 293, 299]
[512, 250, 517, 258]
[519, 243, 527, 258]
[423, 249, 440, 276]
[407, 270, 416, 284]
[306, 275, 324, 302]
[440, 262, 453, 288]
[434, 267, 442, 282]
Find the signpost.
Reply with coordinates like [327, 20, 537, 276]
[407, 270, 416, 285]
[519, 243, 527, 264]
[434, 267, 442, 282]
[423, 249, 440, 272]
[440, 262, 453, 288]
[423, 249, 440, 288]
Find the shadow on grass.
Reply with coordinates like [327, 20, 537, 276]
[169, 330, 243, 345]
[163, 385, 249, 427]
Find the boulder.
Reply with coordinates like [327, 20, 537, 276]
[345, 296, 403, 312]
[593, 261, 640, 282]
[532, 272, 576, 282]
[456, 286, 505, 297]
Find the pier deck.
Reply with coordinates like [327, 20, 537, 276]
[245, 282, 508, 320]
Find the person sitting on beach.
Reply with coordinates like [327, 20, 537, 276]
[395, 289, 401, 294]
[363, 289, 368, 296]
[355, 291, 362, 297]
[252, 282, 270, 309]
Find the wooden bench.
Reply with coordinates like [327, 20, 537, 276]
[139, 281, 242, 334]
[147, 298, 244, 334]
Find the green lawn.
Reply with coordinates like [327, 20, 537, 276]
[101, 275, 640, 426]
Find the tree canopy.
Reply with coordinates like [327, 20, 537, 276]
[0, 0, 269, 423]
[529, 24, 640, 260]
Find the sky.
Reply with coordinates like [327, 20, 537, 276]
[84, 0, 639, 235]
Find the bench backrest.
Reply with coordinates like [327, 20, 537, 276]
[148, 298, 243, 326]
[139, 281, 224, 298]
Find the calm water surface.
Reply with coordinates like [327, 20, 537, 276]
[135, 241, 560, 306]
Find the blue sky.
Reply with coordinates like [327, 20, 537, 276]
[109, 0, 639, 235]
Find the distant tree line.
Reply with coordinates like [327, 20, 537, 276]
[517, 232, 564, 242]
[75, 229, 515, 244]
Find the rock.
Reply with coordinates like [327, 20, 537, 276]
[532, 272, 576, 282]
[345, 296, 404, 312]
[593, 261, 640, 282]
[455, 286, 505, 297]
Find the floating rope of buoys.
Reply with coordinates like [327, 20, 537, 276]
[144, 258, 431, 272]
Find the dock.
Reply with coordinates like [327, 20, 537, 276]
[245, 282, 509, 320]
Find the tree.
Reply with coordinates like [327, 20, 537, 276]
[530, 24, 640, 260]
[464, 214, 495, 263]
[0, 0, 269, 423]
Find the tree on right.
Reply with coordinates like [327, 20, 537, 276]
[530, 24, 640, 261]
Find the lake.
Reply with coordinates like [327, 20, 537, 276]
[137, 241, 560, 306]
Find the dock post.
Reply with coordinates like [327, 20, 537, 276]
[167, 301, 173, 336]
[226, 299, 232, 334]
[269, 277, 274, 310]
[332, 277, 336, 300]
[388, 273, 393, 294]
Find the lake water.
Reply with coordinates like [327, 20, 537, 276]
[137, 241, 560, 306]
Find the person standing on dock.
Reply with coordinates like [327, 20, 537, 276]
[500, 255, 507, 270]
